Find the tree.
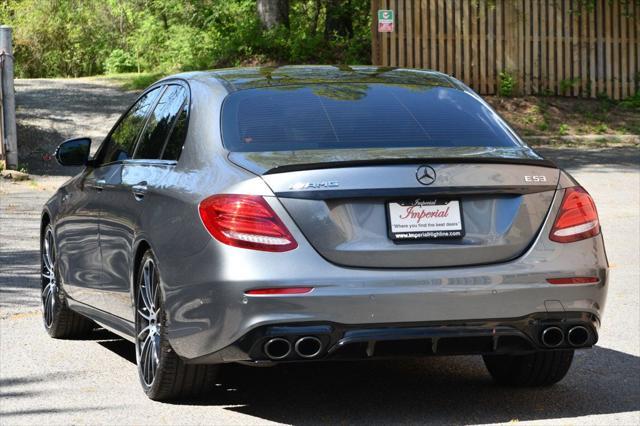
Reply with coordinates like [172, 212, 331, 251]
[3, 0, 372, 77]
[257, 0, 289, 29]
[324, 0, 353, 40]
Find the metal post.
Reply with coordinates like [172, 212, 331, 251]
[1, 25, 18, 170]
[0, 61, 5, 168]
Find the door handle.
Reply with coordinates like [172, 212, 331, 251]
[132, 182, 148, 200]
[88, 179, 106, 191]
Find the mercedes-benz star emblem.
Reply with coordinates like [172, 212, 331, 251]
[416, 165, 436, 185]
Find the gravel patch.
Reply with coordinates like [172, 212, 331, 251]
[15, 78, 138, 175]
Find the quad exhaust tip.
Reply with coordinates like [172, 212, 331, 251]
[567, 326, 590, 347]
[295, 336, 323, 358]
[264, 338, 292, 360]
[541, 326, 564, 347]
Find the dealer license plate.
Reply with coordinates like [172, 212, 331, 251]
[387, 199, 464, 240]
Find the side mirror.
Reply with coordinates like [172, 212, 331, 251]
[55, 138, 92, 166]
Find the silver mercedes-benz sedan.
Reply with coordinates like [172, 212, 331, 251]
[41, 66, 608, 400]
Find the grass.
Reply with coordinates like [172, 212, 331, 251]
[619, 91, 640, 109]
[595, 123, 609, 134]
[95, 72, 167, 91]
[487, 94, 640, 144]
[558, 124, 570, 136]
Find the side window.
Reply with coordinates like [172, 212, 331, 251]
[162, 101, 188, 161]
[96, 88, 161, 166]
[133, 85, 188, 160]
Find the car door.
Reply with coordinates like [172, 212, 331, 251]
[74, 86, 162, 314]
[55, 167, 106, 306]
[99, 83, 190, 321]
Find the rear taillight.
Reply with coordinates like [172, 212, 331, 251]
[549, 187, 600, 243]
[198, 194, 297, 252]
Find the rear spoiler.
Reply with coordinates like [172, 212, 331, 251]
[262, 156, 558, 175]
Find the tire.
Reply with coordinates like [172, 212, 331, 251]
[483, 350, 574, 386]
[134, 250, 219, 401]
[41, 223, 94, 338]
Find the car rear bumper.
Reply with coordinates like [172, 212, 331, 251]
[161, 233, 608, 362]
[183, 311, 600, 364]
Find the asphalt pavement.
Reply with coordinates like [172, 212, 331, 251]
[0, 147, 638, 425]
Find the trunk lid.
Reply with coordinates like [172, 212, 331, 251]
[229, 148, 559, 268]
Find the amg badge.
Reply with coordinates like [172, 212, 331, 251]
[289, 181, 339, 190]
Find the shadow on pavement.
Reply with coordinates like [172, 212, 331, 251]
[0, 372, 118, 419]
[0, 249, 41, 310]
[91, 331, 640, 424]
[212, 347, 639, 424]
[95, 330, 137, 365]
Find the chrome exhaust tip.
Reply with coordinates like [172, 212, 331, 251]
[567, 326, 590, 347]
[264, 337, 292, 360]
[541, 326, 564, 347]
[294, 336, 323, 359]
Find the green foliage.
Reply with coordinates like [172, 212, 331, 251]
[104, 49, 137, 74]
[559, 78, 580, 95]
[539, 87, 555, 97]
[126, 73, 167, 90]
[3, 0, 372, 78]
[619, 91, 640, 110]
[2, 0, 126, 77]
[558, 123, 570, 136]
[498, 71, 515, 97]
[103, 72, 167, 91]
[18, 163, 29, 174]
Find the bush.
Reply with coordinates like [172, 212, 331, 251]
[104, 49, 137, 74]
[559, 78, 580, 95]
[498, 71, 515, 97]
[619, 91, 640, 110]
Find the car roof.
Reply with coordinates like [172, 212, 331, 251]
[169, 65, 461, 92]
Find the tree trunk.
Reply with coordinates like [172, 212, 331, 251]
[257, 0, 290, 29]
[311, 0, 321, 34]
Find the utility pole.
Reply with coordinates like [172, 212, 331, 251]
[1, 25, 18, 170]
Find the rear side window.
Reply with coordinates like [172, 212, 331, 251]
[134, 85, 188, 160]
[97, 87, 161, 165]
[221, 84, 521, 152]
[162, 102, 188, 160]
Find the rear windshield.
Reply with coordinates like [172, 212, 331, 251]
[221, 84, 521, 152]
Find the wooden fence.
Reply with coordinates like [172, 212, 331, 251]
[371, 0, 640, 99]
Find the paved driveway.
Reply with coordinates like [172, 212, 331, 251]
[15, 78, 137, 174]
[0, 147, 638, 425]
